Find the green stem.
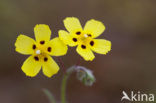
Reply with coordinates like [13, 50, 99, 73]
[43, 88, 56, 103]
[61, 66, 76, 103]
[61, 73, 69, 103]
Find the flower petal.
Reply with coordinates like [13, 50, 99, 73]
[59, 30, 78, 47]
[34, 24, 51, 43]
[42, 56, 59, 77]
[22, 56, 41, 77]
[63, 17, 82, 33]
[90, 39, 111, 54]
[76, 44, 95, 61]
[84, 19, 105, 38]
[46, 37, 68, 56]
[15, 34, 35, 55]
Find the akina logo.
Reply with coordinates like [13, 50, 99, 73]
[121, 91, 155, 102]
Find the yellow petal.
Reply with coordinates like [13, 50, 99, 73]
[59, 30, 78, 47]
[22, 56, 41, 77]
[15, 34, 35, 55]
[42, 56, 59, 77]
[76, 44, 95, 61]
[63, 17, 82, 33]
[84, 19, 105, 38]
[90, 39, 111, 54]
[34, 24, 51, 42]
[47, 37, 68, 56]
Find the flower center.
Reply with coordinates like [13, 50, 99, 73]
[36, 50, 41, 55]
[84, 34, 88, 38]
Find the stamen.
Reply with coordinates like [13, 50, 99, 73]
[36, 50, 41, 54]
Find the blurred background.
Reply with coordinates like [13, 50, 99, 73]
[0, 0, 156, 103]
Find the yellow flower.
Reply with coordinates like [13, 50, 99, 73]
[59, 17, 111, 61]
[15, 24, 68, 77]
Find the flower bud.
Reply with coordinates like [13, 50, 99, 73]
[75, 66, 95, 86]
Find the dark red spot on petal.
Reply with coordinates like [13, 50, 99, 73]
[90, 41, 94, 46]
[40, 41, 45, 44]
[44, 57, 48, 62]
[81, 45, 86, 49]
[73, 38, 77, 42]
[32, 44, 36, 49]
[47, 47, 52, 52]
[88, 34, 92, 37]
[76, 31, 81, 35]
[34, 56, 39, 61]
